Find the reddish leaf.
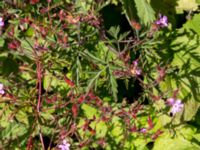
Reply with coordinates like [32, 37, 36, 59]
[7, 27, 15, 37]
[40, 8, 48, 14]
[78, 95, 85, 104]
[26, 136, 33, 150]
[20, 17, 30, 24]
[46, 95, 57, 104]
[72, 104, 78, 118]
[95, 98, 103, 106]
[88, 92, 96, 100]
[57, 32, 68, 44]
[64, 75, 75, 87]
[46, 97, 52, 104]
[66, 15, 79, 24]
[150, 94, 161, 101]
[79, 140, 90, 148]
[82, 120, 89, 131]
[129, 124, 137, 132]
[8, 40, 21, 50]
[172, 89, 179, 98]
[131, 113, 137, 119]
[39, 26, 48, 38]
[148, 116, 154, 130]
[152, 129, 163, 140]
[88, 126, 96, 135]
[156, 66, 166, 82]
[130, 20, 141, 30]
[97, 138, 106, 148]
[101, 116, 110, 122]
[59, 10, 67, 21]
[30, 0, 39, 4]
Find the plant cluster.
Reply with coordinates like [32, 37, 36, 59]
[0, 0, 200, 150]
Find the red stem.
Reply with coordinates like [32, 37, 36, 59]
[36, 60, 45, 150]
[39, 132, 45, 150]
[37, 61, 42, 112]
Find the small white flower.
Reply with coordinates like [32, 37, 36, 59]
[0, 17, 4, 27]
[140, 128, 147, 133]
[135, 69, 142, 75]
[58, 140, 70, 150]
[170, 99, 183, 116]
[0, 83, 5, 95]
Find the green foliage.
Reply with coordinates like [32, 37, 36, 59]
[176, 0, 198, 14]
[153, 131, 200, 150]
[122, 0, 155, 25]
[150, 0, 177, 26]
[184, 14, 200, 35]
[142, 27, 200, 122]
[0, 0, 200, 149]
[134, 0, 155, 25]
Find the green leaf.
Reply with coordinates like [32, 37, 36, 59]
[108, 67, 118, 102]
[153, 132, 200, 150]
[177, 125, 197, 140]
[184, 14, 200, 35]
[43, 72, 56, 91]
[25, 27, 34, 37]
[150, 0, 177, 26]
[0, 38, 5, 47]
[194, 109, 200, 125]
[86, 68, 106, 93]
[134, 0, 155, 25]
[183, 100, 199, 121]
[107, 26, 120, 39]
[122, 0, 155, 25]
[15, 110, 29, 125]
[80, 50, 107, 65]
[122, 0, 138, 23]
[136, 145, 149, 150]
[75, 0, 93, 12]
[153, 100, 166, 111]
[193, 133, 200, 142]
[158, 114, 172, 126]
[119, 31, 130, 41]
[2, 58, 19, 76]
[111, 0, 120, 5]
[176, 0, 198, 14]
[95, 121, 108, 138]
[110, 116, 123, 143]
[1, 121, 27, 141]
[81, 104, 98, 119]
[134, 138, 149, 149]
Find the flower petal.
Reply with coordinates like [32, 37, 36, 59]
[0, 21, 4, 27]
[0, 83, 3, 89]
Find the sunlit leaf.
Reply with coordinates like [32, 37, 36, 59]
[176, 0, 198, 14]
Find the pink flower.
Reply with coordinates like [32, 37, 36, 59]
[130, 60, 142, 76]
[140, 128, 147, 133]
[156, 14, 168, 28]
[0, 17, 4, 27]
[133, 60, 138, 66]
[58, 140, 70, 150]
[0, 83, 5, 95]
[170, 100, 183, 116]
[166, 98, 175, 106]
[166, 98, 184, 116]
[135, 69, 142, 75]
